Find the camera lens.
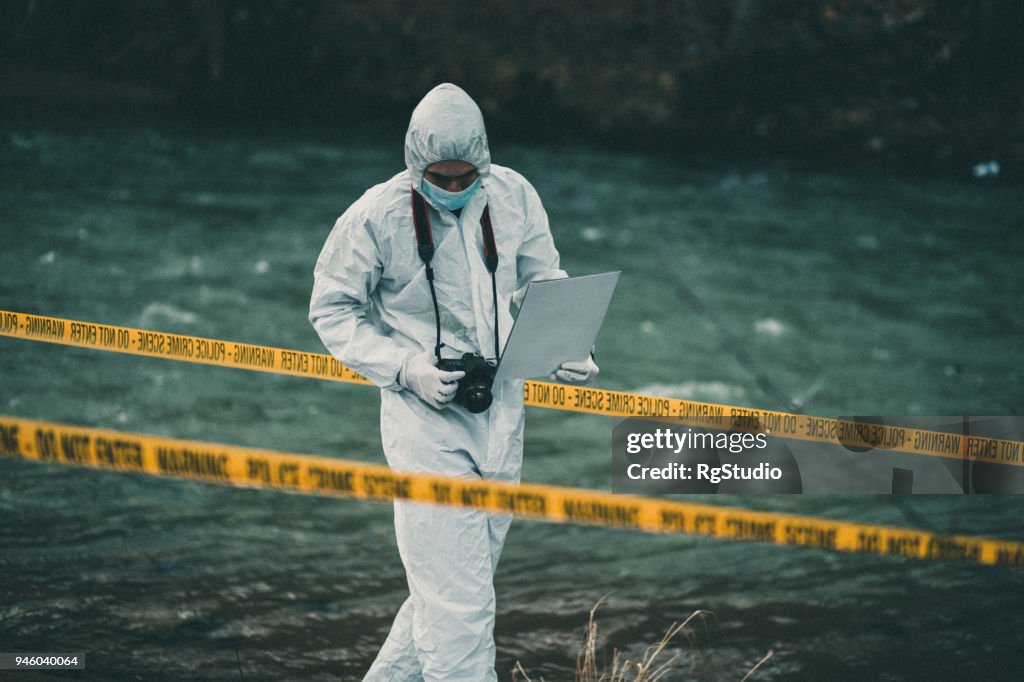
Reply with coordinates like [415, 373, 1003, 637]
[461, 382, 493, 413]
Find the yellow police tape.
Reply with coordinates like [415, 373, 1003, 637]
[3, 309, 1023, 468]
[1, 414, 1022, 567]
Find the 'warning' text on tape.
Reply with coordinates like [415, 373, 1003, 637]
[1, 414, 1022, 567]
[2, 309, 1022, 467]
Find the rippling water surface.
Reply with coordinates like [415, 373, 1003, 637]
[1, 119, 1022, 680]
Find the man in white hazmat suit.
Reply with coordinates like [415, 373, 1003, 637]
[309, 83, 599, 680]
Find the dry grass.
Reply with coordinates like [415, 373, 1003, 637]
[512, 598, 773, 682]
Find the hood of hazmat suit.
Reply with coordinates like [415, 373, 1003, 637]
[309, 83, 566, 681]
[404, 82, 491, 191]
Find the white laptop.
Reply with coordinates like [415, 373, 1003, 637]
[493, 271, 619, 381]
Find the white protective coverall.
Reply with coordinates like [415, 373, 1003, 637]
[309, 83, 566, 681]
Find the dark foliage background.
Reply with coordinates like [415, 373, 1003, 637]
[2, 0, 1022, 174]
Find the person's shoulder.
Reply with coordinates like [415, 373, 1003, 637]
[488, 164, 535, 190]
[486, 165, 542, 206]
[337, 171, 411, 224]
[353, 170, 410, 211]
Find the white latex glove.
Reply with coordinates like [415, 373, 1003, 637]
[399, 350, 465, 409]
[551, 354, 599, 385]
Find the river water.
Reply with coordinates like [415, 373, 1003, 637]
[1, 118, 1022, 680]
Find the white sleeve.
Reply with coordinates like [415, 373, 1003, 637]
[513, 183, 568, 308]
[308, 209, 410, 391]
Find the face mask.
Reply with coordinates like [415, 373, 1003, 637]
[421, 176, 481, 211]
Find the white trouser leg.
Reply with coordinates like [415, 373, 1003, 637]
[363, 596, 421, 681]
[397, 499, 512, 682]
[367, 387, 523, 680]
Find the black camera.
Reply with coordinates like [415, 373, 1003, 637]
[436, 352, 497, 413]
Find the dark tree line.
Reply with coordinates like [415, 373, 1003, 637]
[2, 0, 1021, 173]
